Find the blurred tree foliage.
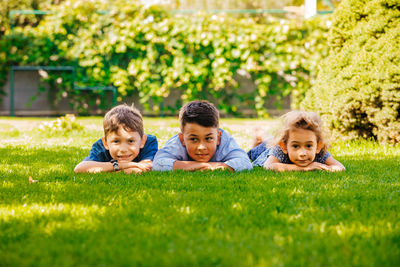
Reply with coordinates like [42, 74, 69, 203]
[0, 0, 340, 35]
[167, 0, 340, 10]
[0, 0, 331, 116]
[0, 0, 64, 35]
[302, 0, 400, 144]
[167, 0, 304, 10]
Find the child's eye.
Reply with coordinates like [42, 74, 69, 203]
[189, 138, 198, 142]
[306, 144, 313, 148]
[129, 139, 135, 143]
[206, 137, 213, 141]
[292, 144, 299, 148]
[113, 140, 119, 144]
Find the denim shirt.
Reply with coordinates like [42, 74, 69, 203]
[153, 129, 252, 172]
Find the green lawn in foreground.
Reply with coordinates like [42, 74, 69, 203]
[0, 117, 399, 266]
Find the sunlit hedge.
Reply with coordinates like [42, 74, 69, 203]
[0, 0, 58, 34]
[0, 0, 331, 115]
[302, 0, 400, 144]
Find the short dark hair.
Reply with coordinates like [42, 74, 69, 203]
[103, 104, 143, 138]
[179, 100, 219, 131]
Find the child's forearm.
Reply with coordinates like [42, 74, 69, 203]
[126, 160, 153, 172]
[207, 162, 234, 171]
[173, 161, 208, 171]
[326, 163, 346, 171]
[173, 161, 232, 171]
[74, 161, 151, 173]
[324, 156, 346, 171]
[264, 163, 305, 172]
[74, 161, 114, 173]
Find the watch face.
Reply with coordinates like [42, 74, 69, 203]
[112, 161, 119, 171]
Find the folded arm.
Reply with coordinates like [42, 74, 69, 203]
[324, 156, 346, 171]
[74, 160, 153, 173]
[173, 161, 233, 171]
[264, 156, 342, 172]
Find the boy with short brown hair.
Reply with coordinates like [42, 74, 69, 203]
[153, 100, 252, 172]
[74, 104, 158, 174]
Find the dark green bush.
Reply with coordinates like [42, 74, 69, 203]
[1, 0, 331, 116]
[302, 0, 400, 144]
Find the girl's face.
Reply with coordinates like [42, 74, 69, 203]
[281, 128, 321, 167]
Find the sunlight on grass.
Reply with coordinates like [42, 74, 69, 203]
[0, 117, 399, 266]
[308, 220, 399, 238]
[2, 181, 14, 188]
[1, 203, 107, 234]
[331, 140, 400, 157]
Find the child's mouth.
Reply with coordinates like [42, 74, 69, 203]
[118, 155, 132, 160]
[296, 160, 309, 165]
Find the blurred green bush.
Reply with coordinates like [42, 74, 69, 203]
[0, 0, 331, 116]
[302, 0, 400, 144]
[0, 0, 60, 34]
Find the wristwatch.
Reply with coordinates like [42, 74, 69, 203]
[110, 159, 119, 171]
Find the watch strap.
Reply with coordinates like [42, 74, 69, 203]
[110, 159, 119, 171]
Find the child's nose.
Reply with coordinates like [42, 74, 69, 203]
[120, 144, 128, 152]
[198, 142, 207, 150]
[299, 149, 307, 156]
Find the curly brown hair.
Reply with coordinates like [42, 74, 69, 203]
[274, 110, 330, 154]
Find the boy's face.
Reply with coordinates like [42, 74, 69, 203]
[102, 126, 146, 162]
[179, 123, 221, 162]
[280, 128, 321, 167]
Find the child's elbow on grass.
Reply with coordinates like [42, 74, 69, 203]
[263, 163, 277, 171]
[331, 165, 346, 172]
[74, 164, 85, 173]
[74, 166, 81, 173]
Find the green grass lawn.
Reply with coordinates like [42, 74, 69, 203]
[1, 117, 399, 266]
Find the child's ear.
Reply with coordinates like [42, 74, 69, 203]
[316, 140, 323, 154]
[178, 133, 186, 147]
[279, 141, 288, 154]
[140, 134, 147, 149]
[217, 130, 221, 145]
[102, 137, 109, 150]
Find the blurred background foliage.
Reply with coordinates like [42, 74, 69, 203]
[302, 0, 400, 144]
[166, 0, 342, 11]
[0, 0, 400, 143]
[0, 0, 341, 35]
[0, 0, 332, 116]
[2, 0, 398, 144]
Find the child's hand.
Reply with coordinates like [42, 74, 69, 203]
[123, 167, 144, 174]
[327, 165, 345, 172]
[119, 161, 153, 174]
[303, 162, 330, 171]
[199, 162, 233, 171]
[173, 161, 233, 171]
[137, 161, 153, 171]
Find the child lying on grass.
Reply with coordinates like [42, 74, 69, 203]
[74, 104, 158, 174]
[248, 110, 345, 172]
[153, 100, 252, 172]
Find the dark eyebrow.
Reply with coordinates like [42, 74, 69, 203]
[188, 134, 199, 137]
